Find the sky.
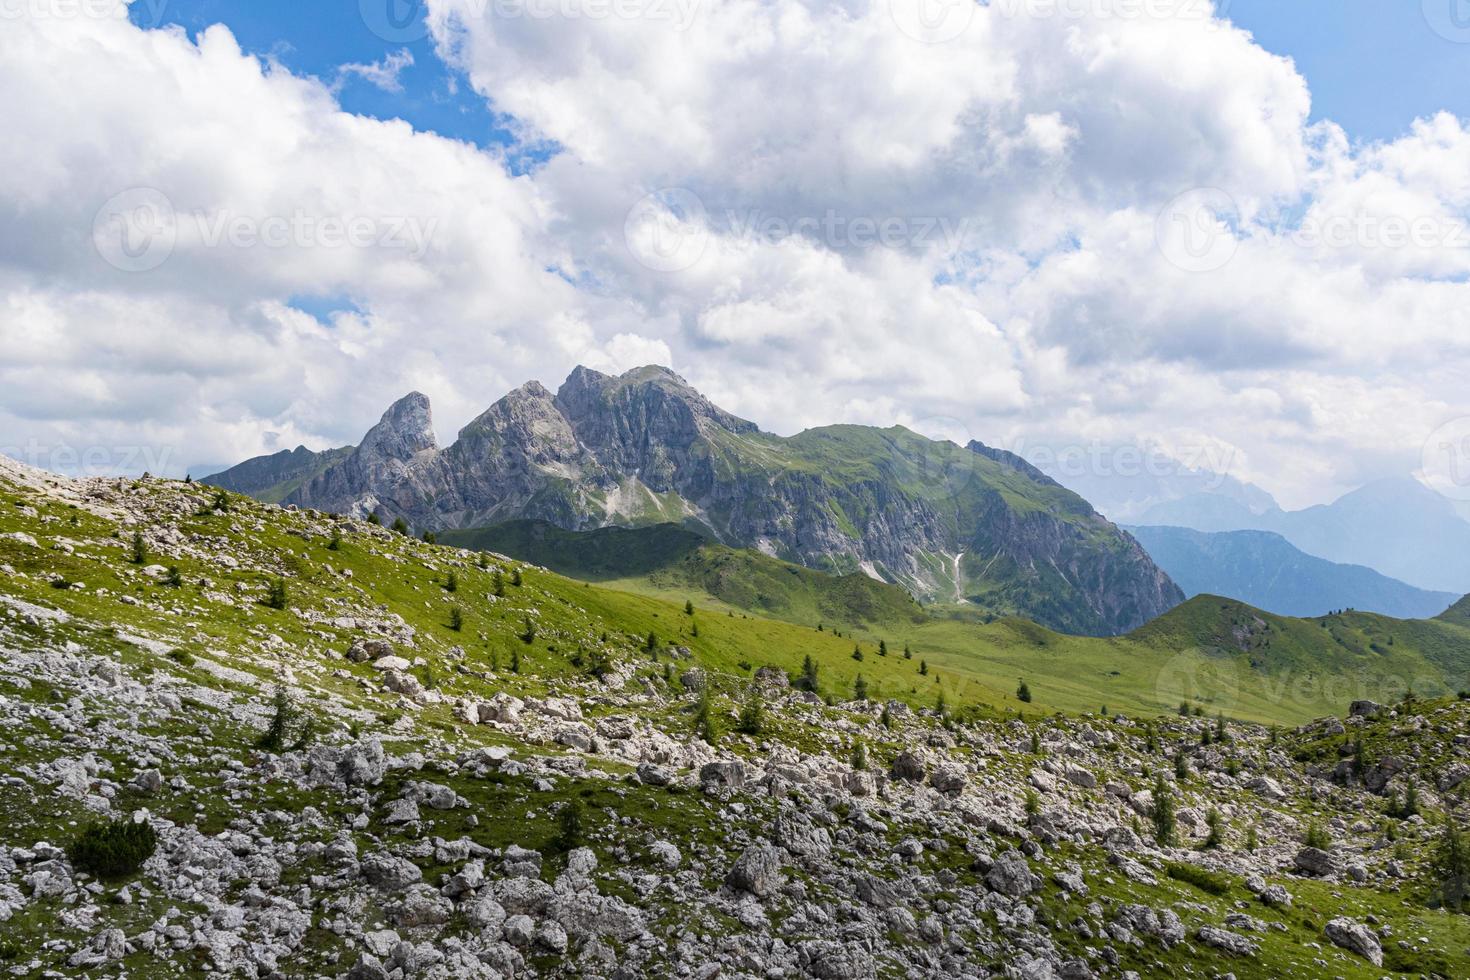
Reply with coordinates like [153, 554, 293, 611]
[2, 0, 1469, 510]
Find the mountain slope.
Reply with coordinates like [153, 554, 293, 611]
[1129, 525, 1458, 619]
[441, 519, 926, 630]
[9, 459, 1470, 977]
[201, 444, 352, 503]
[208, 365, 1182, 636]
[1136, 477, 1470, 594]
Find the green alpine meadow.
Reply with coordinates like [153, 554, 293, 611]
[5, 455, 1470, 977]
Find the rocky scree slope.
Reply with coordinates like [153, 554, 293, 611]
[1, 461, 1470, 977]
[208, 366, 1180, 635]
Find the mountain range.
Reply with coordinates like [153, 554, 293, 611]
[206, 365, 1182, 636]
[1127, 525, 1459, 620]
[1133, 477, 1470, 594]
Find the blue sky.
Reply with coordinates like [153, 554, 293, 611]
[131, 0, 515, 150]
[1225, 0, 1470, 141]
[134, 0, 1467, 148]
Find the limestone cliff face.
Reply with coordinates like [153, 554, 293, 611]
[212, 365, 1182, 634]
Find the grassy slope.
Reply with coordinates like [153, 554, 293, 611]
[8, 473, 1470, 976]
[441, 520, 926, 631]
[4, 473, 1470, 728]
[447, 519, 1470, 725]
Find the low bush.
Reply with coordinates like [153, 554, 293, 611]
[1165, 861, 1231, 896]
[67, 819, 157, 880]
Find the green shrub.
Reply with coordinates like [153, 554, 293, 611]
[1152, 775, 1177, 847]
[263, 577, 288, 610]
[1303, 821, 1331, 850]
[736, 689, 765, 735]
[554, 797, 585, 854]
[67, 819, 157, 880]
[695, 690, 721, 744]
[1165, 861, 1230, 896]
[256, 685, 313, 752]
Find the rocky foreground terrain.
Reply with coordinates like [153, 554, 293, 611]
[2, 458, 1469, 978]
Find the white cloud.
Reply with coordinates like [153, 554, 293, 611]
[0, 0, 1466, 510]
[334, 49, 416, 94]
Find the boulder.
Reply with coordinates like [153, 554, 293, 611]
[726, 843, 784, 898]
[890, 751, 925, 783]
[986, 849, 1038, 897]
[1196, 926, 1259, 957]
[699, 761, 746, 792]
[1293, 847, 1338, 877]
[929, 763, 966, 796]
[1324, 917, 1383, 966]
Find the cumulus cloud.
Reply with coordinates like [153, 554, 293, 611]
[334, 49, 415, 94]
[0, 0, 1467, 508]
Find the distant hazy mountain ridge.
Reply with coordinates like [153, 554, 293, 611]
[207, 365, 1182, 635]
[1133, 477, 1470, 594]
[1128, 525, 1458, 620]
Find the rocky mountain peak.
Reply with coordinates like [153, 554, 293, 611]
[361, 392, 437, 460]
[555, 364, 757, 437]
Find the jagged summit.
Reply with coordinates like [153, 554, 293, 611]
[362, 391, 437, 460]
[206, 365, 1182, 635]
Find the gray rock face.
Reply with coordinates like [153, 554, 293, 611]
[726, 844, 784, 898]
[1324, 917, 1383, 966]
[213, 365, 1181, 634]
[1293, 847, 1338, 877]
[891, 751, 925, 783]
[699, 761, 746, 792]
[986, 849, 1038, 897]
[360, 851, 423, 892]
[796, 939, 876, 979]
[1196, 926, 1259, 957]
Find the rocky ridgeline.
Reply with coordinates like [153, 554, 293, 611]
[207, 365, 1181, 634]
[0, 463, 1467, 978]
